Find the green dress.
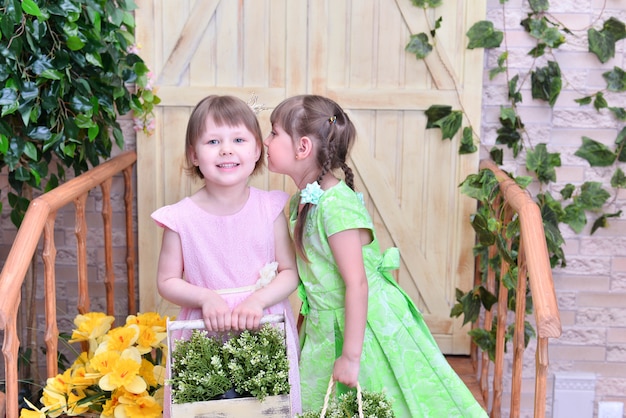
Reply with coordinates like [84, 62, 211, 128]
[292, 181, 487, 418]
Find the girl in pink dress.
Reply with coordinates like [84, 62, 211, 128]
[152, 95, 301, 416]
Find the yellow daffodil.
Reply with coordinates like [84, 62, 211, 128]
[96, 324, 139, 354]
[115, 391, 162, 418]
[91, 350, 121, 375]
[69, 312, 115, 343]
[65, 388, 92, 415]
[22, 312, 169, 417]
[134, 324, 167, 354]
[20, 398, 54, 418]
[126, 312, 168, 330]
[99, 347, 146, 394]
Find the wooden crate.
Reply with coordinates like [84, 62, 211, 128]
[166, 313, 292, 418]
[170, 394, 291, 417]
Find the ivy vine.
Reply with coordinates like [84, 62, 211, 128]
[406, 0, 625, 354]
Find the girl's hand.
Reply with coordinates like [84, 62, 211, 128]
[231, 296, 264, 330]
[201, 295, 232, 332]
[332, 354, 361, 388]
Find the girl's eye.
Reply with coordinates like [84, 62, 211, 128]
[208, 139, 219, 145]
[234, 137, 244, 143]
[269, 130, 276, 136]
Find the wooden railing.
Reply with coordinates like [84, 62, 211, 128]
[0, 150, 137, 418]
[474, 159, 562, 418]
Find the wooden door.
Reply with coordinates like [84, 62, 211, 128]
[135, 0, 485, 354]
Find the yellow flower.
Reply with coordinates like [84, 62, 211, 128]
[126, 312, 167, 329]
[91, 350, 121, 375]
[135, 324, 167, 354]
[99, 347, 146, 394]
[69, 312, 115, 343]
[116, 391, 162, 418]
[96, 324, 139, 354]
[68, 365, 99, 387]
[20, 398, 53, 418]
[66, 388, 91, 415]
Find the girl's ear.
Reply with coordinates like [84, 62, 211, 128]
[296, 136, 313, 159]
[189, 146, 199, 166]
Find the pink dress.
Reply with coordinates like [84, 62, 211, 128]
[152, 187, 301, 416]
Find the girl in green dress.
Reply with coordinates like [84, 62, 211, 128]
[264, 94, 488, 417]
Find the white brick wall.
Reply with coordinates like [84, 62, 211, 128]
[483, 0, 626, 416]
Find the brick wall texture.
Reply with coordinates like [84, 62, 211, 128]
[483, 0, 626, 417]
[1, 1, 626, 416]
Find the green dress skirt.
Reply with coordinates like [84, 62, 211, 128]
[292, 181, 487, 418]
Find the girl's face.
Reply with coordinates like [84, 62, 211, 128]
[264, 122, 297, 176]
[191, 117, 261, 187]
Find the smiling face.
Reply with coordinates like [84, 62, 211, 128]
[190, 117, 261, 188]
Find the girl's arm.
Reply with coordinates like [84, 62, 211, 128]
[156, 227, 231, 331]
[232, 212, 300, 330]
[327, 227, 370, 388]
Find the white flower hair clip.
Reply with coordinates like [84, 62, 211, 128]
[247, 92, 268, 115]
[300, 182, 324, 205]
[254, 261, 279, 290]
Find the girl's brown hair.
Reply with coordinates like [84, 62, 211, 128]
[184, 95, 265, 179]
[270, 95, 357, 260]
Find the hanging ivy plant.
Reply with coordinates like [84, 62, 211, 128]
[0, 0, 160, 226]
[406, 0, 625, 354]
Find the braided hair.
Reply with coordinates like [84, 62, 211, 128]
[270, 95, 357, 260]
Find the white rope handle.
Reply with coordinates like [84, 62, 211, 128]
[319, 376, 363, 418]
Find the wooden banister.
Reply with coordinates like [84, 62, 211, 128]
[476, 159, 562, 418]
[0, 150, 137, 418]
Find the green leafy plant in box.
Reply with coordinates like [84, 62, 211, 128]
[169, 323, 290, 404]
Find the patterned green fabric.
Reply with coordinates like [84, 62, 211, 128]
[291, 181, 487, 418]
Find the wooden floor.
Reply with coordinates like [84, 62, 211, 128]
[446, 355, 488, 411]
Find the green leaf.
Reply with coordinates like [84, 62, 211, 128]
[467, 21, 503, 49]
[560, 184, 575, 200]
[603, 67, 626, 91]
[593, 92, 608, 110]
[562, 203, 587, 233]
[591, 210, 622, 234]
[21, 0, 43, 17]
[526, 143, 561, 183]
[459, 127, 477, 154]
[529, 0, 549, 12]
[577, 181, 610, 210]
[611, 168, 626, 188]
[531, 61, 562, 107]
[588, 28, 615, 63]
[432, 111, 462, 140]
[575, 96, 593, 105]
[405, 33, 433, 59]
[66, 35, 85, 51]
[574, 136, 616, 167]
[609, 107, 626, 120]
[489, 147, 503, 165]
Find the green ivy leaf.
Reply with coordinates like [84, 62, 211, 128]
[588, 28, 615, 63]
[577, 181, 610, 210]
[459, 127, 477, 154]
[529, 0, 549, 12]
[466, 20, 503, 49]
[609, 107, 626, 120]
[489, 147, 503, 165]
[574, 136, 616, 167]
[563, 203, 587, 233]
[405, 33, 433, 59]
[526, 143, 561, 183]
[603, 67, 626, 91]
[531, 61, 562, 107]
[432, 111, 462, 140]
[616, 127, 626, 162]
[594, 92, 608, 110]
[611, 168, 626, 188]
[575, 96, 593, 105]
[560, 184, 575, 200]
[425, 105, 451, 128]
[591, 211, 621, 234]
